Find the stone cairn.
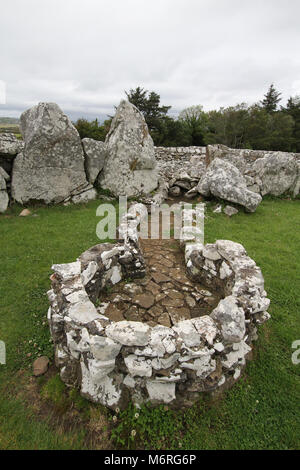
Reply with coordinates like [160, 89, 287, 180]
[47, 202, 271, 410]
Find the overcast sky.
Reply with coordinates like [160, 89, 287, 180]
[0, 0, 299, 121]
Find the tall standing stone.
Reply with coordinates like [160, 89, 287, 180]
[11, 102, 91, 204]
[99, 100, 158, 197]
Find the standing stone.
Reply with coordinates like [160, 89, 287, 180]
[99, 100, 158, 197]
[11, 102, 91, 204]
[82, 138, 106, 184]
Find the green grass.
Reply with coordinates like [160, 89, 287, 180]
[0, 198, 299, 449]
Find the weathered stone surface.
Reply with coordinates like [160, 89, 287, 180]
[224, 205, 239, 217]
[197, 158, 262, 212]
[146, 381, 176, 403]
[0, 133, 24, 156]
[206, 144, 300, 197]
[82, 138, 106, 184]
[106, 321, 151, 346]
[71, 186, 97, 204]
[99, 100, 158, 197]
[211, 296, 246, 343]
[33, 356, 49, 376]
[252, 152, 298, 196]
[19, 208, 31, 217]
[11, 102, 89, 204]
[169, 186, 181, 197]
[0, 172, 9, 213]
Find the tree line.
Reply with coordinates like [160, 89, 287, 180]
[74, 84, 300, 152]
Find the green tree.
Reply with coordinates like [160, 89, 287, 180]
[261, 84, 282, 113]
[125, 86, 172, 145]
[205, 104, 250, 148]
[178, 105, 208, 146]
[281, 96, 300, 152]
[74, 118, 111, 141]
[245, 105, 294, 151]
[153, 116, 192, 147]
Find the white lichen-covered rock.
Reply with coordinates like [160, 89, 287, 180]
[146, 381, 176, 404]
[197, 158, 262, 212]
[124, 354, 152, 377]
[0, 133, 24, 155]
[11, 102, 89, 204]
[99, 100, 158, 197]
[82, 138, 106, 184]
[252, 152, 299, 196]
[106, 321, 151, 346]
[211, 296, 246, 343]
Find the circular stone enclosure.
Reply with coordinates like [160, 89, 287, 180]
[47, 204, 270, 409]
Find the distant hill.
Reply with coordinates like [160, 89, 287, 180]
[0, 117, 20, 124]
[0, 118, 21, 136]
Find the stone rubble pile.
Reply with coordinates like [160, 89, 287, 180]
[47, 203, 270, 409]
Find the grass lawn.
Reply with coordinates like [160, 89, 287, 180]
[0, 198, 299, 450]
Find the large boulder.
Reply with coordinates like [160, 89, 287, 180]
[197, 158, 262, 212]
[251, 152, 299, 196]
[11, 102, 91, 204]
[99, 100, 158, 197]
[82, 138, 106, 184]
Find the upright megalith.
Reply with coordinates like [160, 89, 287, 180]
[99, 100, 158, 197]
[11, 102, 92, 204]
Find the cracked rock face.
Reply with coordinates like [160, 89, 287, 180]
[48, 203, 270, 410]
[99, 100, 158, 197]
[11, 102, 91, 205]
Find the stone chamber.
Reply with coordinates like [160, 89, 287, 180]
[47, 202, 271, 409]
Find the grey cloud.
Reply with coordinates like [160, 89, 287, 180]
[0, 0, 299, 121]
